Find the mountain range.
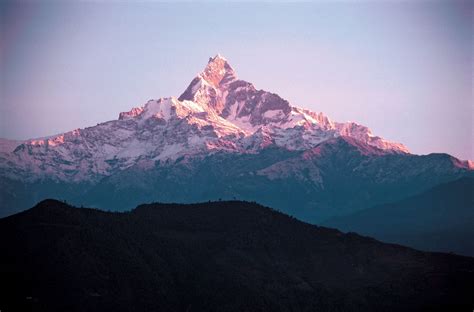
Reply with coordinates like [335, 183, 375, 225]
[0, 54, 413, 183]
[323, 177, 474, 256]
[0, 55, 472, 255]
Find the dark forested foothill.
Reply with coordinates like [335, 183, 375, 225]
[0, 199, 473, 312]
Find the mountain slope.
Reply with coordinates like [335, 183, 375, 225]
[0, 55, 410, 183]
[323, 177, 474, 256]
[0, 55, 472, 222]
[0, 137, 471, 221]
[71, 137, 474, 219]
[1, 199, 473, 312]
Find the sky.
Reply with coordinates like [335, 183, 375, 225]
[0, 1, 472, 160]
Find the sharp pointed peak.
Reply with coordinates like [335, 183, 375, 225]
[208, 53, 227, 63]
[178, 54, 237, 106]
[200, 54, 237, 87]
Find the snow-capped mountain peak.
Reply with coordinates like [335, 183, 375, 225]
[0, 54, 418, 182]
[179, 54, 238, 113]
[178, 56, 409, 153]
[202, 54, 237, 88]
[119, 97, 206, 121]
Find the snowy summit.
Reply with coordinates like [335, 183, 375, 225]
[0, 55, 411, 182]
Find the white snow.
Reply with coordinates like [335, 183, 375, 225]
[155, 144, 184, 160]
[180, 100, 206, 113]
[263, 109, 284, 119]
[0, 56, 410, 182]
[142, 99, 173, 120]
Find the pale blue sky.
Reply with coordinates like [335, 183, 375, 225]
[1, 1, 472, 159]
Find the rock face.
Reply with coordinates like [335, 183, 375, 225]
[0, 55, 472, 225]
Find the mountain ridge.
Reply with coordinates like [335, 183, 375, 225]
[1, 199, 473, 311]
[323, 177, 474, 256]
[0, 55, 417, 183]
[0, 55, 472, 226]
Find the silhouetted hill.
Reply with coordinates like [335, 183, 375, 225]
[0, 200, 473, 312]
[323, 177, 474, 256]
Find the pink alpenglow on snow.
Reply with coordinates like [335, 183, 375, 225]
[2, 55, 470, 183]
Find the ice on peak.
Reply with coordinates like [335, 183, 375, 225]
[118, 97, 207, 122]
[178, 55, 237, 109]
[201, 54, 237, 87]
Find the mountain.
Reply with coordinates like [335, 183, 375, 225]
[323, 177, 474, 256]
[0, 55, 472, 219]
[0, 136, 471, 221]
[1, 199, 473, 312]
[0, 54, 409, 183]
